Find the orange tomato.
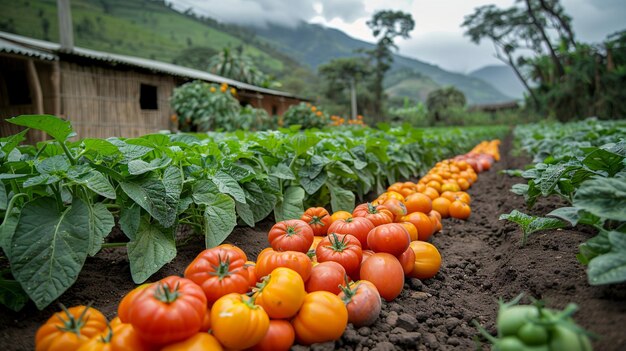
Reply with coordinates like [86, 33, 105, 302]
[292, 291, 348, 345]
[402, 212, 434, 241]
[161, 333, 223, 351]
[422, 187, 439, 200]
[432, 197, 452, 218]
[36, 306, 108, 351]
[211, 294, 270, 350]
[330, 210, 352, 224]
[399, 222, 419, 241]
[408, 241, 441, 280]
[404, 193, 432, 214]
[449, 200, 471, 220]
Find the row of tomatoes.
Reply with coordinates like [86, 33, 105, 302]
[35, 140, 500, 351]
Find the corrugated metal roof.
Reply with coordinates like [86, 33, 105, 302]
[0, 37, 58, 61]
[0, 31, 299, 99]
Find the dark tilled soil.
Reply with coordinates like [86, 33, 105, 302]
[1, 136, 625, 350]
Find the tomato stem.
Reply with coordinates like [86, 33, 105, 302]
[154, 282, 180, 304]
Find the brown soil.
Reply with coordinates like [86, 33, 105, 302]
[1, 136, 625, 350]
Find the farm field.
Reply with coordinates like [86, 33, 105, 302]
[0, 119, 624, 350]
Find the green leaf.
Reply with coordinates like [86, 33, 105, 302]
[7, 115, 73, 142]
[573, 177, 626, 221]
[270, 163, 296, 180]
[510, 183, 529, 196]
[578, 230, 611, 264]
[81, 138, 119, 156]
[292, 133, 320, 156]
[499, 210, 567, 246]
[243, 181, 276, 222]
[0, 208, 20, 258]
[108, 138, 154, 161]
[0, 129, 28, 156]
[36, 155, 70, 174]
[87, 203, 115, 256]
[299, 155, 327, 179]
[120, 171, 179, 228]
[23, 174, 60, 188]
[588, 252, 626, 285]
[329, 184, 355, 213]
[192, 180, 219, 205]
[10, 197, 90, 310]
[127, 217, 176, 284]
[274, 186, 305, 222]
[547, 207, 581, 226]
[119, 203, 141, 240]
[212, 171, 246, 203]
[582, 148, 624, 177]
[203, 193, 237, 248]
[235, 201, 255, 227]
[0, 277, 29, 312]
[0, 182, 6, 211]
[128, 157, 172, 175]
[300, 172, 327, 195]
[67, 168, 116, 199]
[537, 163, 576, 196]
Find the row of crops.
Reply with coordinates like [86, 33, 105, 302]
[0, 115, 508, 311]
[501, 118, 626, 286]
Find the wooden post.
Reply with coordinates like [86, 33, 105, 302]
[51, 61, 61, 116]
[25, 59, 46, 141]
[57, 0, 74, 52]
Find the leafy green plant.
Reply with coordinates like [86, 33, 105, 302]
[504, 118, 626, 285]
[499, 210, 567, 246]
[282, 103, 329, 129]
[0, 114, 507, 310]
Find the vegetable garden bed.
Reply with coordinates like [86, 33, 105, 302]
[1, 133, 624, 350]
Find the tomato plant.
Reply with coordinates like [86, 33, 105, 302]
[268, 219, 314, 253]
[211, 293, 270, 350]
[301, 207, 332, 236]
[253, 267, 306, 319]
[359, 253, 404, 301]
[315, 233, 363, 278]
[127, 276, 207, 345]
[292, 291, 348, 345]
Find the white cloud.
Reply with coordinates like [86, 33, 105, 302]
[170, 0, 626, 72]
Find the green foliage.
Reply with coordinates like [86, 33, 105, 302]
[171, 81, 271, 132]
[282, 103, 329, 129]
[425, 87, 467, 123]
[499, 210, 567, 245]
[0, 114, 507, 310]
[207, 47, 280, 89]
[506, 118, 626, 285]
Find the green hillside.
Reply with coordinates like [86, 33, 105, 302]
[0, 0, 285, 73]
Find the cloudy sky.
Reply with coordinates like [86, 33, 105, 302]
[170, 0, 626, 73]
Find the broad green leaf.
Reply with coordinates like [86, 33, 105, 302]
[235, 201, 255, 227]
[510, 183, 529, 195]
[292, 134, 320, 156]
[0, 277, 28, 312]
[243, 181, 276, 222]
[0, 208, 20, 258]
[274, 186, 305, 222]
[192, 180, 219, 205]
[0, 182, 6, 210]
[547, 207, 581, 226]
[7, 115, 73, 142]
[23, 174, 60, 188]
[0, 129, 28, 156]
[329, 184, 355, 213]
[500, 169, 524, 177]
[127, 217, 176, 283]
[299, 155, 327, 179]
[588, 253, 626, 285]
[224, 164, 255, 182]
[329, 161, 357, 179]
[0, 173, 29, 180]
[609, 231, 626, 251]
[537, 163, 577, 196]
[204, 193, 237, 248]
[582, 148, 624, 177]
[108, 138, 153, 161]
[119, 203, 141, 240]
[67, 169, 116, 199]
[300, 172, 327, 195]
[87, 203, 115, 256]
[120, 172, 178, 228]
[212, 171, 246, 203]
[128, 157, 172, 175]
[81, 138, 119, 156]
[499, 210, 567, 246]
[36, 155, 70, 174]
[578, 231, 611, 264]
[270, 163, 296, 180]
[10, 197, 90, 309]
[573, 177, 626, 221]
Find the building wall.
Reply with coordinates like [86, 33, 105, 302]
[59, 61, 176, 139]
[238, 91, 303, 117]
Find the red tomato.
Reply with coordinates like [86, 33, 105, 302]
[301, 207, 332, 236]
[315, 233, 363, 278]
[292, 291, 348, 345]
[359, 253, 404, 301]
[254, 267, 306, 319]
[367, 223, 410, 256]
[352, 203, 394, 226]
[211, 293, 269, 350]
[351, 250, 375, 281]
[244, 261, 258, 288]
[305, 261, 347, 294]
[161, 333, 223, 351]
[268, 219, 314, 253]
[127, 276, 207, 345]
[184, 247, 250, 305]
[36, 305, 108, 351]
[327, 217, 375, 250]
[216, 243, 247, 261]
[382, 198, 407, 222]
[255, 248, 313, 282]
[397, 246, 416, 276]
[251, 320, 295, 351]
[408, 241, 442, 280]
[338, 280, 382, 327]
[117, 283, 152, 323]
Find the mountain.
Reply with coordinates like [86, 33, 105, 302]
[252, 22, 512, 104]
[0, 0, 511, 104]
[470, 65, 526, 101]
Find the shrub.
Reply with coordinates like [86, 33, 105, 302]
[282, 103, 329, 129]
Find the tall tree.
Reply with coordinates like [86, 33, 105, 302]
[318, 57, 370, 119]
[366, 10, 415, 121]
[207, 47, 277, 88]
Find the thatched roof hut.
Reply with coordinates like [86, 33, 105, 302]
[0, 31, 305, 143]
